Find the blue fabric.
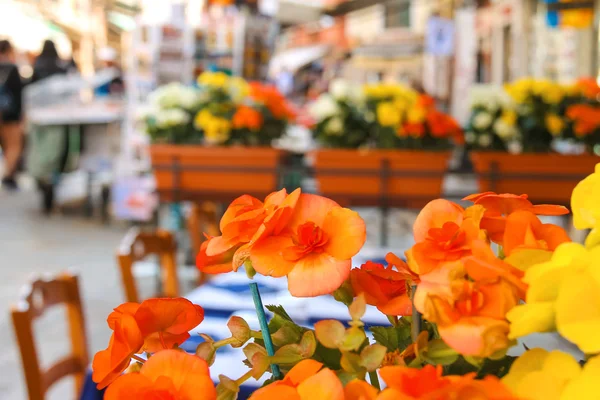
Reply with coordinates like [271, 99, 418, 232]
[80, 372, 105, 400]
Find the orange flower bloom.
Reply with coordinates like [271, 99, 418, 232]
[575, 77, 600, 99]
[423, 279, 518, 357]
[503, 210, 571, 257]
[93, 298, 205, 389]
[249, 194, 366, 297]
[250, 82, 296, 121]
[402, 122, 425, 137]
[463, 240, 527, 299]
[105, 350, 216, 400]
[135, 298, 205, 353]
[407, 199, 482, 276]
[233, 105, 264, 131]
[250, 359, 343, 400]
[349, 256, 417, 316]
[376, 364, 518, 399]
[463, 192, 568, 244]
[93, 304, 143, 389]
[198, 189, 301, 273]
[566, 104, 600, 137]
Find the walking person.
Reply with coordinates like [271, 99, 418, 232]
[0, 40, 24, 190]
[31, 40, 66, 83]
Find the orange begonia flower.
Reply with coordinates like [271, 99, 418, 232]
[408, 199, 482, 276]
[377, 364, 518, 399]
[344, 380, 379, 400]
[249, 194, 366, 297]
[105, 350, 216, 400]
[134, 298, 205, 353]
[93, 304, 143, 389]
[250, 359, 343, 400]
[349, 258, 416, 316]
[233, 105, 264, 131]
[463, 192, 568, 244]
[503, 210, 571, 257]
[566, 104, 600, 137]
[198, 189, 301, 273]
[463, 240, 527, 299]
[93, 298, 205, 389]
[423, 279, 518, 357]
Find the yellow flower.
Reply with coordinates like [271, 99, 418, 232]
[204, 117, 231, 144]
[560, 356, 600, 399]
[502, 349, 583, 400]
[545, 113, 564, 136]
[194, 109, 213, 129]
[197, 71, 230, 88]
[376, 102, 401, 127]
[229, 76, 249, 102]
[407, 106, 426, 124]
[571, 164, 600, 231]
[507, 243, 600, 354]
[501, 109, 518, 126]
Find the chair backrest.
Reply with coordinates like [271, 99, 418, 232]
[117, 227, 179, 303]
[186, 201, 220, 259]
[11, 273, 89, 400]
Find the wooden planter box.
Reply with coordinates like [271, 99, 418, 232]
[311, 149, 451, 208]
[471, 151, 599, 205]
[150, 145, 283, 202]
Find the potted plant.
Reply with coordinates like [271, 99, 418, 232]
[310, 80, 462, 208]
[149, 72, 294, 202]
[469, 78, 599, 205]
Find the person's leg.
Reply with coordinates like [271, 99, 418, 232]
[0, 122, 23, 188]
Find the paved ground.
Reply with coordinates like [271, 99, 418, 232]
[0, 186, 131, 399]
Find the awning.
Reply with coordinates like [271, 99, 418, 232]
[268, 45, 330, 77]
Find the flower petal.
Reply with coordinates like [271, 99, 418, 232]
[344, 380, 379, 400]
[287, 253, 351, 297]
[438, 317, 510, 357]
[140, 350, 216, 399]
[506, 303, 556, 339]
[283, 359, 323, 386]
[377, 295, 413, 316]
[413, 199, 464, 242]
[297, 368, 344, 400]
[322, 207, 366, 260]
[104, 373, 155, 400]
[250, 236, 296, 277]
[196, 239, 234, 274]
[288, 194, 340, 231]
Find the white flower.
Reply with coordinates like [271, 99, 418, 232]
[465, 131, 476, 144]
[325, 117, 344, 136]
[473, 112, 493, 130]
[308, 95, 340, 121]
[478, 134, 492, 148]
[493, 120, 518, 140]
[330, 79, 350, 100]
[155, 109, 190, 128]
[149, 83, 200, 110]
[507, 141, 523, 154]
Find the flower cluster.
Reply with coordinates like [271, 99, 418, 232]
[309, 79, 372, 149]
[310, 80, 462, 150]
[94, 163, 600, 399]
[143, 83, 203, 144]
[467, 78, 600, 154]
[197, 188, 366, 297]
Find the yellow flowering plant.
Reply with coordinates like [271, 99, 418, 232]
[364, 83, 462, 149]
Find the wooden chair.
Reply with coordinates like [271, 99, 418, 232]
[11, 273, 89, 400]
[186, 201, 220, 257]
[117, 227, 179, 303]
[186, 202, 220, 285]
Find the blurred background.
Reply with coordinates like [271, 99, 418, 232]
[0, 0, 597, 399]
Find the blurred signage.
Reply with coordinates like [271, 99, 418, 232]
[545, 0, 594, 28]
[425, 17, 454, 56]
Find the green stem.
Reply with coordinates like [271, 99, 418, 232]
[369, 371, 381, 390]
[235, 369, 254, 386]
[250, 282, 282, 379]
[214, 337, 237, 349]
[411, 284, 422, 341]
[250, 330, 263, 339]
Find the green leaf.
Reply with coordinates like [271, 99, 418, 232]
[341, 351, 365, 374]
[339, 326, 367, 352]
[332, 280, 354, 306]
[299, 331, 317, 358]
[266, 305, 294, 322]
[370, 323, 413, 352]
[477, 356, 517, 378]
[312, 342, 342, 370]
[420, 339, 459, 366]
[349, 294, 366, 322]
[271, 325, 302, 347]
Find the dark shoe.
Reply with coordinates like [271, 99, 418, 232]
[1, 177, 19, 191]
